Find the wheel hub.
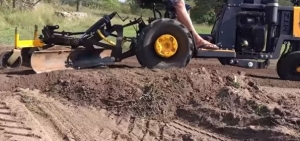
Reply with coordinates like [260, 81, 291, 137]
[154, 34, 178, 58]
[296, 66, 300, 73]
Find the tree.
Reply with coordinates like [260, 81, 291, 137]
[0, 0, 42, 10]
[190, 0, 293, 24]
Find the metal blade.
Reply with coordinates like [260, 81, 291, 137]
[30, 49, 112, 73]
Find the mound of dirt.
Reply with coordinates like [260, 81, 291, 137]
[46, 68, 249, 119]
[176, 86, 300, 140]
[0, 67, 299, 140]
[0, 68, 248, 119]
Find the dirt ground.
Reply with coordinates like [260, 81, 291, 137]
[0, 46, 299, 141]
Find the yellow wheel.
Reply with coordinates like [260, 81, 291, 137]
[135, 18, 194, 69]
[297, 67, 300, 73]
[154, 34, 178, 58]
[0, 50, 22, 68]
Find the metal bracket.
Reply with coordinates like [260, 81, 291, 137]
[228, 59, 270, 69]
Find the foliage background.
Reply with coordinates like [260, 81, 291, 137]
[0, 0, 293, 25]
[0, 0, 294, 44]
[57, 0, 292, 24]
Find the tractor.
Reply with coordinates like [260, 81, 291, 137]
[1, 0, 300, 81]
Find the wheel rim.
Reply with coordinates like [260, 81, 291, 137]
[296, 66, 300, 73]
[0, 51, 22, 68]
[291, 63, 300, 78]
[154, 34, 178, 58]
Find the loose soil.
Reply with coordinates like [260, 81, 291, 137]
[0, 46, 299, 141]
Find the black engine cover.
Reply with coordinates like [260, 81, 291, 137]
[235, 11, 266, 53]
[251, 25, 266, 52]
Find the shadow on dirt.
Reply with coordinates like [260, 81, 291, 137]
[3, 70, 36, 75]
[1, 64, 141, 76]
[107, 64, 141, 69]
[246, 74, 281, 80]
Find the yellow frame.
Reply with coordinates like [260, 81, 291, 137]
[293, 7, 300, 37]
[14, 25, 123, 49]
[14, 25, 44, 49]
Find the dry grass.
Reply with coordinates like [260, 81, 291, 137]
[0, 3, 212, 45]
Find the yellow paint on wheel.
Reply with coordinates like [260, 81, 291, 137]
[154, 34, 178, 58]
[296, 66, 300, 73]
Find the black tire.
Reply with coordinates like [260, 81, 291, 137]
[0, 50, 22, 69]
[135, 18, 194, 69]
[132, 38, 145, 68]
[277, 51, 300, 81]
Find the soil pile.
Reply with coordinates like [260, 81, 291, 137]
[46, 68, 248, 119]
[0, 67, 299, 140]
[0, 67, 248, 119]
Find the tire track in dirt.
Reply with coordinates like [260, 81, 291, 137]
[0, 67, 297, 140]
[0, 46, 300, 140]
[8, 88, 229, 141]
[0, 99, 42, 141]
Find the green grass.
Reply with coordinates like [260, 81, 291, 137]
[0, 2, 288, 57]
[0, 3, 287, 56]
[0, 3, 211, 46]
